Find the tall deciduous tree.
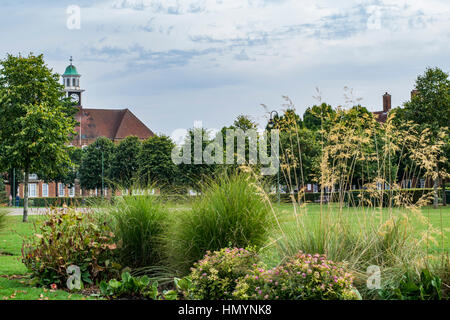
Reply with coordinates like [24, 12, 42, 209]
[137, 134, 178, 190]
[0, 53, 77, 222]
[109, 136, 141, 189]
[40, 146, 83, 188]
[303, 103, 336, 131]
[398, 67, 450, 207]
[219, 115, 259, 174]
[79, 137, 115, 193]
[177, 128, 218, 192]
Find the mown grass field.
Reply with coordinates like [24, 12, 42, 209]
[273, 203, 450, 252]
[0, 204, 448, 300]
[0, 215, 95, 300]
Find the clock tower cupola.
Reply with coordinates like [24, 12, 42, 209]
[62, 57, 85, 107]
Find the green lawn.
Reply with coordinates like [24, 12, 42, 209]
[271, 203, 450, 253]
[1, 204, 448, 300]
[0, 214, 94, 300]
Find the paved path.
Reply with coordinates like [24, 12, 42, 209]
[5, 207, 90, 216]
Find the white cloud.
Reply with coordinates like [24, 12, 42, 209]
[0, 0, 448, 134]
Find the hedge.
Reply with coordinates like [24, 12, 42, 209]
[274, 188, 447, 207]
[11, 188, 449, 208]
[14, 197, 105, 208]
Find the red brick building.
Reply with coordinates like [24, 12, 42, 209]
[372, 92, 392, 123]
[372, 90, 418, 123]
[6, 59, 154, 200]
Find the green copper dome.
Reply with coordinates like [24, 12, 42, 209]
[63, 64, 80, 76]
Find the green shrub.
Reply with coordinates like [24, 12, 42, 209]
[380, 268, 444, 300]
[100, 271, 179, 300]
[108, 195, 168, 269]
[344, 188, 443, 207]
[186, 248, 259, 300]
[278, 189, 445, 206]
[100, 272, 158, 300]
[168, 173, 273, 274]
[15, 197, 105, 208]
[233, 252, 359, 300]
[22, 208, 117, 286]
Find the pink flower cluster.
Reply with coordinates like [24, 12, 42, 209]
[233, 251, 357, 300]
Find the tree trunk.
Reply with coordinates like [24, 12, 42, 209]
[23, 170, 29, 222]
[433, 177, 439, 209]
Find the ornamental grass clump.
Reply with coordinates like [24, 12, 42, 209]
[22, 208, 117, 287]
[187, 248, 259, 300]
[168, 173, 272, 274]
[233, 251, 359, 300]
[108, 195, 168, 269]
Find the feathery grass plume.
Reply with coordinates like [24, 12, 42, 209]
[258, 91, 448, 299]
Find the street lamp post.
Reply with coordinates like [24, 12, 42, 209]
[101, 151, 104, 201]
[13, 168, 16, 207]
[96, 145, 105, 201]
[267, 111, 280, 204]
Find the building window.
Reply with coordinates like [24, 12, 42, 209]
[28, 173, 38, 180]
[66, 78, 70, 87]
[420, 179, 425, 188]
[307, 184, 312, 191]
[28, 184, 37, 198]
[58, 183, 65, 197]
[72, 78, 76, 86]
[42, 183, 48, 197]
[69, 186, 75, 197]
[407, 179, 412, 189]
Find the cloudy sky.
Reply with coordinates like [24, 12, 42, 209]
[0, 0, 449, 136]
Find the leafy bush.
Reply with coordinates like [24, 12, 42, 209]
[278, 189, 445, 206]
[15, 197, 106, 208]
[100, 271, 179, 300]
[22, 208, 117, 286]
[100, 272, 159, 300]
[233, 252, 359, 300]
[168, 173, 272, 273]
[108, 195, 168, 269]
[344, 188, 445, 207]
[380, 268, 444, 300]
[187, 248, 259, 300]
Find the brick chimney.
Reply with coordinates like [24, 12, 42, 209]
[411, 89, 418, 100]
[383, 92, 391, 112]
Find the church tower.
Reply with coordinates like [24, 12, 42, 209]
[62, 57, 85, 107]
